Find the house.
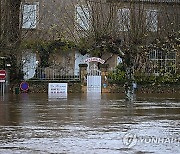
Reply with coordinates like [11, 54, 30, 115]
[20, 0, 179, 80]
[106, 0, 180, 74]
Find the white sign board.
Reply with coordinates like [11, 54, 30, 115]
[48, 83, 68, 99]
[85, 57, 105, 64]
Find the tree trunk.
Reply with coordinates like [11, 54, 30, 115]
[9, 0, 21, 47]
[124, 53, 136, 101]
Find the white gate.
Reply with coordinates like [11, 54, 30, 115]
[87, 64, 101, 92]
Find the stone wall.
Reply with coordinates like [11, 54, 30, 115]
[13, 81, 82, 93]
[12, 81, 180, 94]
[106, 84, 180, 94]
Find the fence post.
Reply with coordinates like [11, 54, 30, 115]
[0, 82, 5, 95]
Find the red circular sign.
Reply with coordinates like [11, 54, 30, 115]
[0, 70, 6, 79]
[20, 82, 29, 91]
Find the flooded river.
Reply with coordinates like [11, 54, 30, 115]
[0, 93, 179, 154]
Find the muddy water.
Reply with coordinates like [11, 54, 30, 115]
[0, 93, 179, 154]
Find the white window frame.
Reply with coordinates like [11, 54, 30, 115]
[117, 8, 130, 32]
[22, 2, 39, 29]
[75, 6, 90, 31]
[149, 50, 176, 74]
[146, 9, 158, 32]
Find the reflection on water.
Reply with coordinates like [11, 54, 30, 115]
[0, 93, 179, 154]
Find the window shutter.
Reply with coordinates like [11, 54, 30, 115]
[22, 3, 38, 29]
[76, 6, 90, 30]
[146, 10, 158, 32]
[117, 8, 130, 31]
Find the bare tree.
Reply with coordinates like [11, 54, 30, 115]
[0, 0, 21, 49]
[61, 0, 179, 100]
[0, 0, 22, 81]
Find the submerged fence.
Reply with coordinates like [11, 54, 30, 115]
[24, 67, 80, 81]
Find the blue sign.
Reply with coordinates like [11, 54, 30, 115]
[103, 83, 107, 88]
[20, 82, 29, 92]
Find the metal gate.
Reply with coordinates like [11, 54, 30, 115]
[87, 64, 101, 92]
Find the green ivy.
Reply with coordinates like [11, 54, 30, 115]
[20, 39, 76, 67]
[108, 65, 180, 85]
[108, 64, 126, 84]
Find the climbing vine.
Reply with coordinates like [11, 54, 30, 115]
[20, 39, 76, 67]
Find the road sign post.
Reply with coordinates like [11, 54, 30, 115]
[0, 70, 6, 82]
[0, 70, 6, 94]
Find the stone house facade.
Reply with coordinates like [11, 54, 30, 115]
[20, 0, 180, 79]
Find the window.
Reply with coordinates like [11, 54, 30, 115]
[146, 9, 158, 32]
[76, 6, 90, 30]
[117, 8, 130, 31]
[74, 52, 89, 75]
[22, 2, 39, 29]
[149, 50, 176, 74]
[22, 52, 37, 80]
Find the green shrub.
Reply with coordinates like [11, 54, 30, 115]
[134, 72, 180, 85]
[108, 67, 180, 85]
[108, 64, 126, 84]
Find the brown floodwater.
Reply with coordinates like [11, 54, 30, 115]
[0, 93, 179, 154]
